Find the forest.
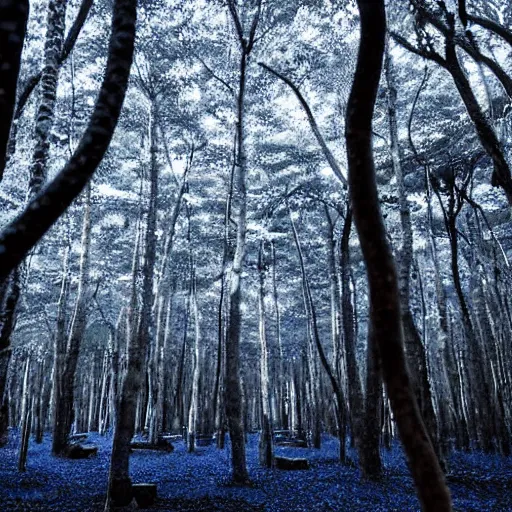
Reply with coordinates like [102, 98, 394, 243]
[0, 0, 511, 510]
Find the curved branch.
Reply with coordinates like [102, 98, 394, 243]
[226, 0, 245, 50]
[0, 0, 137, 281]
[259, 62, 348, 187]
[408, 1, 512, 97]
[467, 14, 512, 48]
[390, 31, 447, 67]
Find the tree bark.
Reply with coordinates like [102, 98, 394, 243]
[187, 261, 201, 453]
[0, 267, 20, 445]
[270, 242, 286, 431]
[223, 0, 261, 485]
[28, 0, 68, 199]
[17, 359, 31, 472]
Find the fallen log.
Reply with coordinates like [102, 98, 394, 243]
[130, 439, 174, 453]
[69, 433, 88, 443]
[275, 439, 308, 448]
[274, 456, 309, 470]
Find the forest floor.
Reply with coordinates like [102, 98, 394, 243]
[0, 430, 511, 511]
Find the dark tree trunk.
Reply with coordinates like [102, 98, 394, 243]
[0, 267, 20, 446]
[345, 1, 451, 510]
[0, 0, 29, 179]
[360, 318, 382, 480]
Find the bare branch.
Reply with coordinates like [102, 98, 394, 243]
[390, 31, 446, 67]
[259, 62, 348, 187]
[226, 0, 245, 50]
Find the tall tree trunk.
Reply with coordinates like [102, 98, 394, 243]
[270, 242, 286, 430]
[187, 262, 201, 453]
[407, 68, 464, 455]
[18, 359, 32, 472]
[0, 267, 20, 446]
[257, 242, 273, 467]
[106, 94, 159, 507]
[213, 147, 236, 449]
[384, 49, 443, 468]
[339, 209, 371, 469]
[360, 317, 383, 479]
[52, 184, 92, 456]
[346, 2, 451, 510]
[288, 208, 348, 459]
[28, 0, 68, 199]
[438, 186, 494, 452]
[5, 0, 94, 167]
[223, 0, 261, 484]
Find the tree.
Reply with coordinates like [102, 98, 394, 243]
[106, 87, 159, 507]
[5, 0, 95, 168]
[345, 1, 451, 510]
[392, 1, 512, 205]
[224, 0, 262, 485]
[384, 47, 443, 468]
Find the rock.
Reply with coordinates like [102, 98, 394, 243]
[132, 483, 157, 508]
[66, 444, 98, 459]
[274, 456, 309, 470]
